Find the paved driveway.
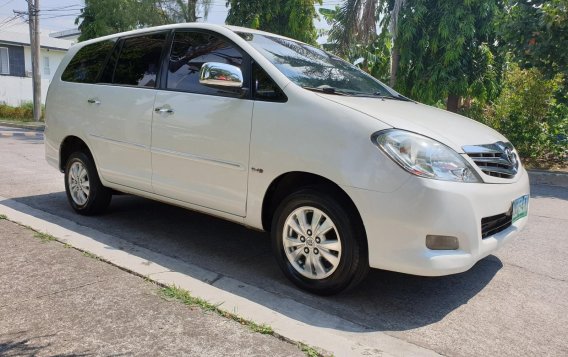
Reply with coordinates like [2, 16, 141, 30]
[1, 126, 567, 356]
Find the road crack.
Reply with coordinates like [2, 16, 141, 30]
[0, 278, 112, 309]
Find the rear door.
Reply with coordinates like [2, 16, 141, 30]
[87, 32, 168, 192]
[151, 30, 253, 216]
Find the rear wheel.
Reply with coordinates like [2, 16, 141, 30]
[272, 188, 368, 295]
[64, 151, 111, 215]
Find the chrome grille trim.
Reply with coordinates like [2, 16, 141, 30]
[463, 142, 519, 179]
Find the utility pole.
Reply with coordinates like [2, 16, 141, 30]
[27, 0, 41, 122]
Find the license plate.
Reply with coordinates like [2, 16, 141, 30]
[512, 195, 529, 223]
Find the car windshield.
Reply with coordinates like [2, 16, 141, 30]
[237, 32, 395, 97]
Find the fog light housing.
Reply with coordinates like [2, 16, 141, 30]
[426, 235, 459, 250]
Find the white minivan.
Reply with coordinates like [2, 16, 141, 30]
[45, 23, 529, 294]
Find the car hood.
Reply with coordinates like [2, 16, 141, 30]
[319, 95, 507, 153]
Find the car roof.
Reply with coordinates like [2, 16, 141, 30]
[75, 22, 297, 48]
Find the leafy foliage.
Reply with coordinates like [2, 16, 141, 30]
[320, 5, 391, 83]
[323, 0, 378, 56]
[76, 0, 212, 41]
[464, 65, 567, 166]
[324, 1, 503, 111]
[391, 0, 502, 110]
[0, 102, 43, 121]
[500, 0, 568, 81]
[225, 0, 322, 44]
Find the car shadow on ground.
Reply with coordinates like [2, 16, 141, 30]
[3, 192, 504, 333]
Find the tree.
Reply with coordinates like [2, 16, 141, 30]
[500, 0, 568, 81]
[395, 1, 502, 111]
[161, 0, 212, 22]
[323, 0, 377, 57]
[484, 65, 566, 165]
[225, 0, 322, 44]
[76, 0, 212, 41]
[325, 0, 503, 112]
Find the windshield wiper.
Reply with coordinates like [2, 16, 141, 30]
[373, 93, 412, 101]
[302, 86, 348, 95]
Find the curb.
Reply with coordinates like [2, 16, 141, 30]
[528, 170, 568, 188]
[0, 131, 43, 138]
[0, 121, 45, 131]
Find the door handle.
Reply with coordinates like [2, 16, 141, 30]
[155, 107, 174, 114]
[87, 98, 101, 105]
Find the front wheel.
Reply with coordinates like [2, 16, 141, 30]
[64, 151, 111, 215]
[271, 188, 368, 295]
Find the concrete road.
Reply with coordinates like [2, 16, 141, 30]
[1, 126, 567, 356]
[0, 219, 304, 357]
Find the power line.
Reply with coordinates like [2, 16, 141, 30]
[0, 13, 25, 30]
[0, 0, 16, 10]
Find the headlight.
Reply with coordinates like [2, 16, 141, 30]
[372, 129, 482, 183]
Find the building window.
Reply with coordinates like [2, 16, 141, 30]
[43, 56, 50, 76]
[0, 47, 9, 75]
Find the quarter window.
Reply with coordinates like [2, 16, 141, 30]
[166, 31, 244, 95]
[112, 33, 167, 88]
[61, 40, 115, 83]
[253, 63, 286, 102]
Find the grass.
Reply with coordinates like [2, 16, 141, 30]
[82, 251, 101, 260]
[0, 117, 35, 122]
[0, 117, 44, 124]
[0, 214, 6, 220]
[159, 285, 274, 335]
[299, 343, 323, 357]
[34, 231, 57, 243]
[159, 285, 328, 356]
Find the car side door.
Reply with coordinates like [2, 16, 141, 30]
[151, 30, 254, 217]
[86, 32, 168, 192]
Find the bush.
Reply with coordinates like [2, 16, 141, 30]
[0, 102, 43, 121]
[464, 65, 567, 168]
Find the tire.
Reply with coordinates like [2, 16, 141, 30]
[271, 188, 368, 295]
[64, 151, 112, 215]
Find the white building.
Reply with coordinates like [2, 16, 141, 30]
[0, 23, 74, 106]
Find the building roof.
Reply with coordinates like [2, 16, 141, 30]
[49, 28, 81, 39]
[0, 22, 73, 50]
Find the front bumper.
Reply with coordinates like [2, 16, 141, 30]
[343, 167, 530, 276]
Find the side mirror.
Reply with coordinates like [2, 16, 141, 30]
[199, 62, 243, 88]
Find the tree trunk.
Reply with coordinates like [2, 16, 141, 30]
[447, 94, 460, 112]
[187, 0, 197, 22]
[389, 0, 405, 88]
[389, 47, 399, 88]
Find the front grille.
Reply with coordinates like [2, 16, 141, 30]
[481, 210, 512, 238]
[463, 142, 519, 179]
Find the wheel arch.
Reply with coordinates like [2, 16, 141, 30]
[261, 171, 367, 247]
[59, 135, 93, 172]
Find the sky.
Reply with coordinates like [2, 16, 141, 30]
[0, 0, 341, 34]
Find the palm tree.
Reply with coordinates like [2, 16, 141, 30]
[327, 0, 405, 86]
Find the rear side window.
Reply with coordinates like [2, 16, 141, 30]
[167, 31, 244, 95]
[61, 40, 115, 83]
[112, 33, 167, 88]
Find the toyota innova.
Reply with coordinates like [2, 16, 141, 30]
[45, 23, 530, 294]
